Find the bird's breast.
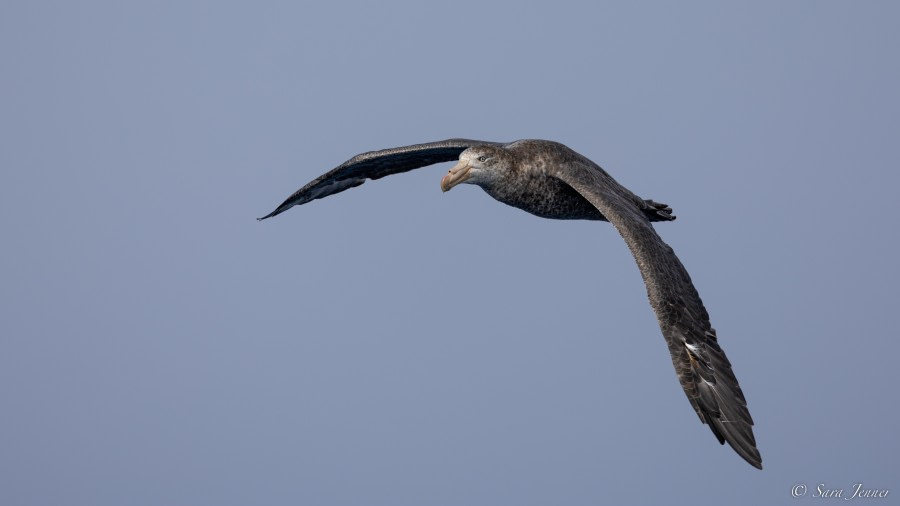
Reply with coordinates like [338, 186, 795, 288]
[481, 174, 607, 221]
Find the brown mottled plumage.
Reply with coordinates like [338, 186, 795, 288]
[259, 138, 762, 469]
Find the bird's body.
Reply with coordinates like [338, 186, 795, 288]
[460, 140, 609, 220]
[260, 138, 762, 469]
[453, 140, 674, 222]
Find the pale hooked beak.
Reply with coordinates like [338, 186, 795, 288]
[440, 160, 471, 192]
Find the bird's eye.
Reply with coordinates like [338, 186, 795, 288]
[478, 155, 488, 162]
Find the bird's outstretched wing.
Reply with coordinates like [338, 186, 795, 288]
[552, 161, 762, 469]
[259, 138, 501, 220]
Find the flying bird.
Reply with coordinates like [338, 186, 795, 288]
[259, 138, 762, 469]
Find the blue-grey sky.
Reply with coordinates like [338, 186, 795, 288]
[2, 1, 898, 505]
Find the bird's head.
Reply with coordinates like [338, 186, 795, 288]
[440, 145, 510, 192]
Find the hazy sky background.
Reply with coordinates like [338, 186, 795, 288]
[2, 1, 898, 505]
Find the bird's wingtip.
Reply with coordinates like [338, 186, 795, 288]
[258, 203, 294, 221]
[257, 209, 279, 221]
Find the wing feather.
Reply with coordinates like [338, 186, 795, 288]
[259, 138, 501, 220]
[552, 160, 762, 469]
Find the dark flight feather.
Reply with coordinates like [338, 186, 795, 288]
[258, 139, 500, 220]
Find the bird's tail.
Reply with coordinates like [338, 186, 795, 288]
[643, 199, 675, 222]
